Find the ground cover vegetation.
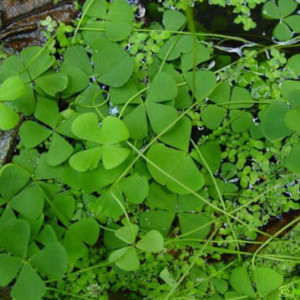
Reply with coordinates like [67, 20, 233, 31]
[0, 0, 299, 299]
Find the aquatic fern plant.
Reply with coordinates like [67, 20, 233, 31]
[0, 0, 299, 299]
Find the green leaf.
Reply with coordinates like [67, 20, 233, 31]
[13, 149, 38, 174]
[286, 54, 300, 77]
[120, 173, 149, 204]
[0, 102, 19, 130]
[147, 143, 205, 194]
[210, 82, 230, 104]
[230, 110, 252, 133]
[102, 145, 130, 170]
[20, 46, 55, 80]
[106, 0, 134, 41]
[139, 210, 175, 237]
[11, 263, 46, 300]
[0, 76, 26, 101]
[47, 133, 73, 166]
[191, 142, 221, 173]
[147, 72, 178, 103]
[146, 102, 178, 134]
[273, 22, 292, 41]
[123, 104, 148, 139]
[0, 254, 22, 287]
[115, 225, 139, 244]
[281, 80, 300, 99]
[278, 0, 297, 18]
[35, 72, 68, 97]
[60, 65, 90, 98]
[211, 278, 228, 294]
[35, 154, 63, 180]
[10, 186, 44, 219]
[69, 218, 100, 246]
[0, 164, 30, 200]
[95, 188, 124, 220]
[163, 10, 186, 31]
[230, 86, 253, 109]
[93, 37, 134, 87]
[36, 225, 58, 246]
[285, 15, 300, 33]
[185, 71, 216, 100]
[262, 1, 280, 19]
[75, 84, 108, 117]
[160, 268, 177, 288]
[109, 246, 140, 271]
[179, 213, 211, 239]
[147, 182, 177, 211]
[63, 45, 93, 75]
[19, 121, 51, 148]
[160, 116, 192, 152]
[30, 243, 67, 279]
[83, 0, 106, 18]
[63, 231, 88, 261]
[104, 224, 127, 250]
[181, 44, 210, 72]
[110, 79, 142, 105]
[254, 267, 283, 297]
[284, 142, 300, 174]
[0, 55, 29, 83]
[34, 98, 59, 128]
[136, 230, 164, 253]
[284, 109, 300, 132]
[260, 102, 291, 140]
[53, 194, 75, 222]
[201, 105, 226, 130]
[71, 112, 102, 143]
[100, 116, 130, 144]
[0, 219, 30, 258]
[82, 20, 106, 45]
[230, 267, 256, 298]
[178, 193, 205, 212]
[69, 147, 102, 172]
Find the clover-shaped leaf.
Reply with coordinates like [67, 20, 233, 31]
[120, 173, 149, 204]
[71, 112, 102, 143]
[35, 72, 68, 98]
[0, 76, 26, 101]
[230, 267, 283, 298]
[0, 254, 23, 287]
[30, 243, 68, 280]
[147, 72, 178, 103]
[147, 143, 205, 194]
[106, 0, 134, 42]
[19, 121, 52, 149]
[20, 46, 55, 80]
[136, 230, 164, 253]
[0, 102, 20, 130]
[284, 142, 300, 174]
[10, 185, 44, 220]
[163, 10, 186, 31]
[47, 133, 74, 166]
[262, 0, 299, 41]
[115, 224, 139, 244]
[109, 246, 140, 271]
[11, 263, 46, 300]
[0, 218, 30, 258]
[64, 218, 100, 261]
[100, 116, 130, 144]
[92, 37, 134, 87]
[69, 147, 102, 172]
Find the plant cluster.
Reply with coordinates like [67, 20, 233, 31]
[0, 0, 299, 299]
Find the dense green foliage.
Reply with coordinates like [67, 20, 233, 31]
[0, 0, 299, 299]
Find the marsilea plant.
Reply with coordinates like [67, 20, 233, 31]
[0, 0, 299, 299]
